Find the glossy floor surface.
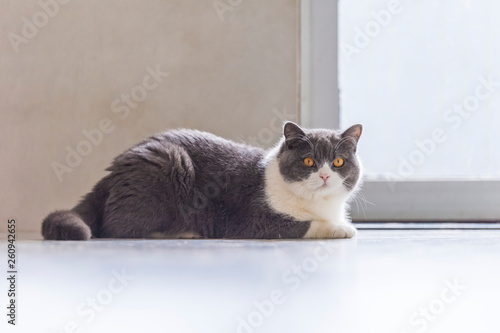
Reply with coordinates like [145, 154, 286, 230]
[2, 228, 500, 333]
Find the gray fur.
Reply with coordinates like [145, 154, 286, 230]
[42, 123, 362, 240]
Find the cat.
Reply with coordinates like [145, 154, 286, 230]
[42, 121, 363, 240]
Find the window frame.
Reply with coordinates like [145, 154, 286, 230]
[300, 0, 500, 221]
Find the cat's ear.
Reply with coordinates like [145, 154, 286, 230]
[283, 121, 306, 149]
[341, 124, 363, 143]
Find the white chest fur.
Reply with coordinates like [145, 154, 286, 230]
[263, 158, 357, 239]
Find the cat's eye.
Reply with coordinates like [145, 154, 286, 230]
[333, 157, 344, 167]
[303, 158, 314, 167]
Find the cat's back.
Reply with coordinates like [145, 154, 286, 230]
[159, 129, 264, 165]
[165, 129, 261, 156]
[111, 128, 265, 175]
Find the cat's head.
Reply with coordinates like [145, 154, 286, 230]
[276, 121, 362, 198]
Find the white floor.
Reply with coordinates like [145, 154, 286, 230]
[2, 229, 500, 333]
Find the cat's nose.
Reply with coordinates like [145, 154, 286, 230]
[320, 174, 330, 182]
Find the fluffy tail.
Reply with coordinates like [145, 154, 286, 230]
[42, 210, 92, 240]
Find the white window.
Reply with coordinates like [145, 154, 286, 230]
[301, 0, 500, 220]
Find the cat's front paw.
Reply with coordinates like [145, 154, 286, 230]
[324, 223, 357, 239]
[304, 221, 357, 239]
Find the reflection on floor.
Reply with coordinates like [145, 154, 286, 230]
[2, 228, 500, 333]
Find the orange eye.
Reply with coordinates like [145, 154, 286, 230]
[303, 158, 314, 167]
[333, 157, 344, 167]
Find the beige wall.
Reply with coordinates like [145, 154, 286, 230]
[0, 0, 300, 233]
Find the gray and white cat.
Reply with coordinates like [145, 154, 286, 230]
[42, 122, 363, 240]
